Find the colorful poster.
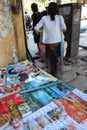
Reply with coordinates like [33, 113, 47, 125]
[0, 93, 24, 115]
[22, 102, 84, 130]
[29, 74, 51, 88]
[7, 62, 39, 75]
[50, 81, 74, 97]
[54, 92, 87, 123]
[29, 89, 53, 107]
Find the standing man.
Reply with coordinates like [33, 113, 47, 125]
[31, 3, 41, 55]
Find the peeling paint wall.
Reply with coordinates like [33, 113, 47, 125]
[10, 0, 26, 61]
[0, 1, 14, 39]
[0, 0, 26, 67]
[0, 0, 17, 67]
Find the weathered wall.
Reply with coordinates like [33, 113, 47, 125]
[0, 0, 26, 67]
[0, 0, 17, 67]
[10, 0, 26, 61]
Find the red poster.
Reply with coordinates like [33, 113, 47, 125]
[0, 93, 24, 115]
[54, 92, 87, 123]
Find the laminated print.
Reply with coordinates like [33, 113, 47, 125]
[20, 82, 61, 100]
[54, 92, 87, 123]
[49, 121, 82, 130]
[4, 82, 25, 93]
[6, 73, 29, 85]
[44, 114, 54, 123]
[18, 102, 32, 117]
[29, 89, 53, 107]
[0, 78, 4, 95]
[28, 119, 42, 130]
[7, 62, 39, 75]
[47, 107, 62, 121]
[35, 115, 50, 128]
[20, 93, 40, 112]
[7, 98, 22, 120]
[7, 64, 24, 74]
[65, 122, 81, 130]
[44, 87, 61, 99]
[20, 82, 33, 91]
[50, 81, 74, 97]
[29, 73, 51, 88]
[0, 93, 24, 115]
[42, 115, 83, 130]
[0, 115, 9, 130]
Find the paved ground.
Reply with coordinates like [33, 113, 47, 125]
[27, 31, 87, 93]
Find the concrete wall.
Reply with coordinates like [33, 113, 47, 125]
[0, 0, 26, 67]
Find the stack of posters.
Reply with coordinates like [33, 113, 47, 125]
[0, 60, 87, 130]
[21, 101, 87, 130]
[19, 80, 75, 109]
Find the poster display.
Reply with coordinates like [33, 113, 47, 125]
[0, 60, 87, 130]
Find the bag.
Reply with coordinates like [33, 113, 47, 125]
[33, 30, 40, 38]
[59, 15, 67, 57]
[61, 40, 67, 57]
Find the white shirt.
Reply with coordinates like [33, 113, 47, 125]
[34, 15, 66, 44]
